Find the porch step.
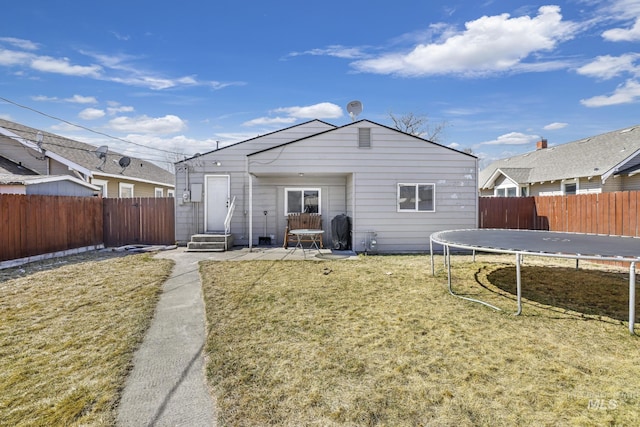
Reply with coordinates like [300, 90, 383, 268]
[186, 234, 234, 252]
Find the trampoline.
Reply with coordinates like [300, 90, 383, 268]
[429, 229, 640, 334]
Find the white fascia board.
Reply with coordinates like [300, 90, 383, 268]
[93, 171, 175, 188]
[0, 126, 93, 179]
[601, 149, 640, 183]
[24, 175, 100, 190]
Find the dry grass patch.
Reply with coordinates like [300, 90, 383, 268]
[202, 255, 640, 426]
[0, 252, 174, 426]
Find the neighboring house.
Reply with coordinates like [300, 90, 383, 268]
[479, 125, 640, 197]
[0, 118, 175, 198]
[175, 119, 478, 253]
[0, 154, 99, 196]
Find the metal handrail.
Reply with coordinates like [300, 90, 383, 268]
[224, 196, 236, 250]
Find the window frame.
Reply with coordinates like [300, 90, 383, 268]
[119, 182, 134, 198]
[91, 178, 108, 197]
[397, 183, 436, 212]
[563, 179, 578, 195]
[154, 187, 164, 198]
[284, 187, 321, 215]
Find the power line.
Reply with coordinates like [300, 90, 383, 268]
[0, 95, 192, 157]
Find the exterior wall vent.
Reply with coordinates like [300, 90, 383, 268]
[358, 128, 371, 148]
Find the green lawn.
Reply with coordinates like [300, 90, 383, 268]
[202, 254, 640, 426]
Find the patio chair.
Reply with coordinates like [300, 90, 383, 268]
[283, 213, 323, 248]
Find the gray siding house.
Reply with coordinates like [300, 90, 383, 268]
[175, 119, 478, 253]
[480, 125, 640, 197]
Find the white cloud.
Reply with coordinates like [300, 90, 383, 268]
[242, 116, 297, 127]
[0, 37, 39, 50]
[351, 5, 579, 77]
[602, 18, 640, 41]
[66, 94, 98, 104]
[244, 102, 343, 127]
[30, 56, 102, 77]
[273, 102, 343, 119]
[580, 79, 640, 107]
[0, 48, 33, 66]
[107, 105, 135, 115]
[32, 95, 59, 102]
[79, 108, 106, 120]
[480, 132, 539, 146]
[576, 54, 640, 80]
[287, 45, 369, 60]
[108, 115, 187, 135]
[543, 122, 568, 130]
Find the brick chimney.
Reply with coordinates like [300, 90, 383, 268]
[536, 138, 548, 150]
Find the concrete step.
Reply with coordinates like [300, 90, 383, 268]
[186, 234, 234, 252]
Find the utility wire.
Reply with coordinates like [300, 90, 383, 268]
[0, 95, 192, 157]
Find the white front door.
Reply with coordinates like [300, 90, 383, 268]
[205, 175, 230, 232]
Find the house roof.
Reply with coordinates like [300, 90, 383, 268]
[0, 155, 38, 175]
[0, 173, 100, 190]
[479, 125, 640, 189]
[247, 119, 478, 158]
[176, 119, 337, 163]
[0, 118, 174, 187]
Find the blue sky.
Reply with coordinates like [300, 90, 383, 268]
[1, 0, 640, 170]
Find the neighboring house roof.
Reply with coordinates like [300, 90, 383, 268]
[0, 155, 38, 175]
[480, 125, 640, 189]
[0, 173, 100, 190]
[0, 118, 174, 187]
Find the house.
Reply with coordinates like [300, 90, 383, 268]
[175, 119, 478, 253]
[0, 154, 99, 196]
[479, 125, 640, 197]
[0, 118, 175, 197]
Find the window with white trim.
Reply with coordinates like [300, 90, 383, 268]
[155, 187, 164, 197]
[119, 182, 134, 198]
[285, 188, 321, 214]
[91, 178, 108, 197]
[397, 183, 435, 212]
[167, 189, 175, 198]
[563, 180, 578, 195]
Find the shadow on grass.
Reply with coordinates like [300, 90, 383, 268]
[480, 265, 633, 323]
[0, 250, 131, 283]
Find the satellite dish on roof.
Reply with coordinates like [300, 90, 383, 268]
[118, 156, 131, 174]
[347, 100, 363, 121]
[36, 131, 44, 149]
[94, 145, 109, 170]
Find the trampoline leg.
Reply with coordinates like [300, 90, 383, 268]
[430, 238, 435, 276]
[630, 262, 636, 335]
[515, 253, 522, 316]
[446, 245, 452, 293]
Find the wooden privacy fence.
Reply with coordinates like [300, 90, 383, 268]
[479, 191, 640, 237]
[103, 197, 175, 247]
[0, 195, 175, 262]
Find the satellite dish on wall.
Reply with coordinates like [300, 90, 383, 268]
[94, 145, 109, 170]
[347, 100, 363, 121]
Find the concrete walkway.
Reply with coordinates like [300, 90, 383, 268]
[116, 246, 352, 426]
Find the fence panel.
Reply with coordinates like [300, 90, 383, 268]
[103, 197, 175, 247]
[1, 195, 175, 263]
[480, 191, 640, 237]
[0, 194, 103, 262]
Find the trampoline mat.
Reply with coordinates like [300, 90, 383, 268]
[431, 229, 640, 261]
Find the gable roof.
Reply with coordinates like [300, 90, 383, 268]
[0, 173, 100, 190]
[0, 155, 38, 175]
[176, 119, 337, 163]
[247, 119, 477, 158]
[0, 118, 174, 187]
[480, 125, 640, 189]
